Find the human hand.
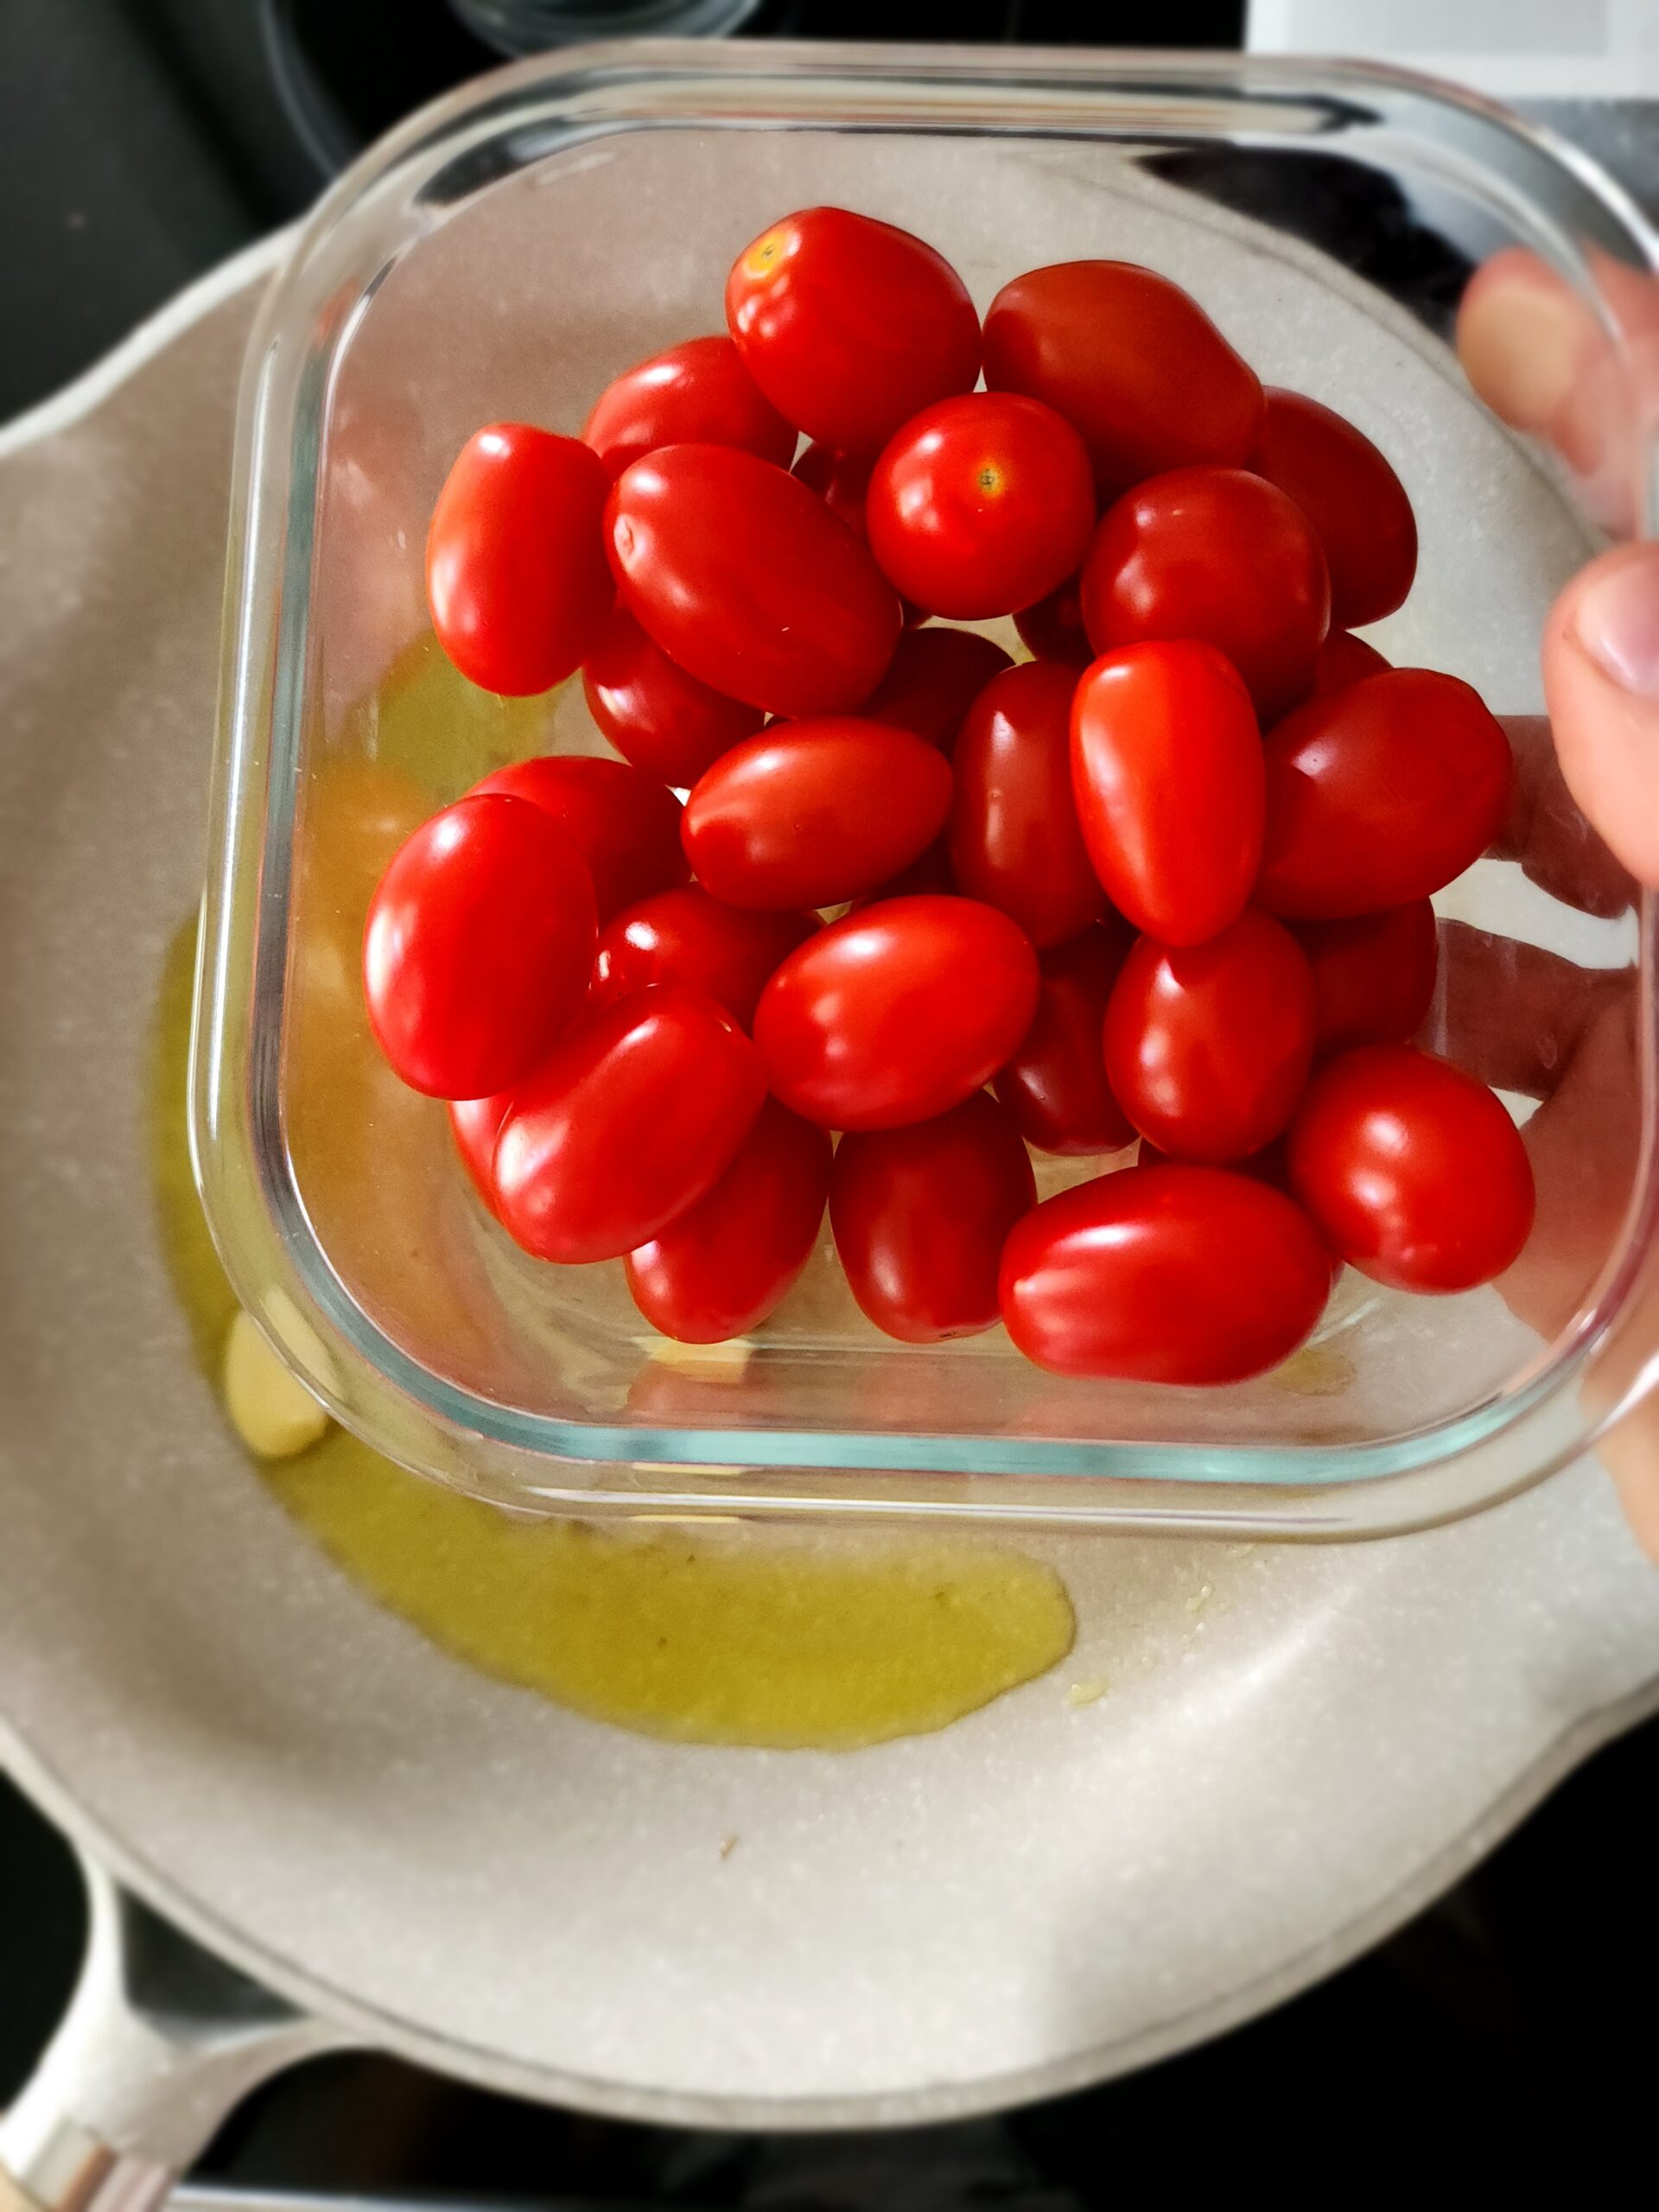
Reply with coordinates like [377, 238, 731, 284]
[1452, 251, 1659, 1549]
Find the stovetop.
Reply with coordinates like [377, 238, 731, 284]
[3, 0, 1657, 2193]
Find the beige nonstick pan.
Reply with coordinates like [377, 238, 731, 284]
[3, 178, 1659, 2212]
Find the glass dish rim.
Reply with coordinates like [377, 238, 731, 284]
[192, 36, 1659, 1534]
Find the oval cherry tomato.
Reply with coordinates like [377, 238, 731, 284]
[1014, 575, 1090, 666]
[582, 604, 763, 787]
[1071, 640, 1263, 947]
[999, 1164, 1331, 1382]
[589, 887, 816, 1031]
[1249, 388, 1417, 627]
[626, 1098, 830, 1343]
[1080, 466, 1330, 722]
[726, 206, 980, 452]
[472, 754, 688, 922]
[791, 440, 874, 537]
[1256, 670, 1513, 918]
[682, 719, 952, 910]
[949, 661, 1104, 948]
[493, 985, 766, 1263]
[995, 920, 1137, 1154]
[860, 625, 1014, 751]
[1311, 627, 1390, 696]
[582, 334, 795, 480]
[606, 444, 900, 716]
[426, 424, 612, 696]
[1296, 900, 1439, 1055]
[866, 393, 1095, 620]
[1287, 1044, 1534, 1292]
[363, 794, 595, 1099]
[448, 1091, 512, 1215]
[755, 895, 1040, 1131]
[830, 1091, 1036, 1342]
[1103, 911, 1317, 1163]
[982, 262, 1263, 496]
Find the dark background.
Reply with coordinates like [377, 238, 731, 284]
[2, 0, 1656, 2197]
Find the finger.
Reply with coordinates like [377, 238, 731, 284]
[1542, 541, 1659, 888]
[1456, 247, 1656, 535]
[1493, 715, 1637, 920]
[1430, 918, 1628, 1098]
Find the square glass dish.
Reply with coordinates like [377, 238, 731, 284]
[194, 38, 1659, 1535]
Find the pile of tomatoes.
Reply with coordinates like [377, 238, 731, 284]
[362, 205, 1535, 1389]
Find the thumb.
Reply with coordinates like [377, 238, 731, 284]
[1542, 540, 1659, 888]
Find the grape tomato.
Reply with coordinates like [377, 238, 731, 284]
[950, 660, 1105, 948]
[363, 794, 596, 1100]
[1297, 901, 1439, 1055]
[426, 423, 611, 697]
[583, 334, 796, 480]
[1288, 1045, 1534, 1292]
[582, 604, 763, 787]
[681, 719, 953, 911]
[755, 895, 1040, 1131]
[588, 887, 816, 1029]
[995, 920, 1137, 1154]
[493, 985, 766, 1264]
[982, 262, 1263, 495]
[1071, 639, 1264, 947]
[472, 753, 688, 922]
[999, 1164, 1331, 1383]
[1080, 465, 1330, 722]
[726, 207, 980, 453]
[1103, 911, 1317, 1163]
[1249, 388, 1417, 627]
[860, 625, 1014, 751]
[830, 1091, 1036, 1342]
[606, 443, 901, 716]
[626, 1099, 830, 1343]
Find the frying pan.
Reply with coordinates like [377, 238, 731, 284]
[3, 226, 1659, 2209]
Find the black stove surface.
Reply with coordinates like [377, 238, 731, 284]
[2, 0, 1656, 2193]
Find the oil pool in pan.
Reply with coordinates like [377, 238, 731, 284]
[147, 645, 1074, 1750]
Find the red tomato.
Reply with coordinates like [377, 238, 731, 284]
[363, 794, 595, 1100]
[426, 424, 612, 696]
[949, 661, 1104, 948]
[866, 393, 1096, 620]
[726, 206, 980, 452]
[1249, 389, 1417, 627]
[995, 921, 1137, 1154]
[1080, 466, 1331, 722]
[1014, 575, 1090, 666]
[448, 1092, 512, 1215]
[682, 719, 952, 910]
[1070, 640, 1263, 947]
[582, 605, 762, 787]
[850, 837, 957, 907]
[472, 754, 688, 922]
[1296, 900, 1439, 1055]
[493, 985, 766, 1263]
[999, 1165, 1331, 1383]
[982, 262, 1263, 495]
[1137, 1135, 1294, 1193]
[1287, 1045, 1534, 1292]
[755, 895, 1040, 1131]
[791, 440, 874, 536]
[605, 444, 900, 716]
[1256, 670, 1512, 918]
[582, 334, 796, 480]
[830, 1091, 1036, 1342]
[1103, 912, 1317, 1163]
[860, 625, 1014, 751]
[589, 887, 815, 1030]
[626, 1099, 830, 1343]
[1311, 628, 1390, 696]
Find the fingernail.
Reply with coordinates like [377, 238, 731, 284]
[1576, 549, 1659, 696]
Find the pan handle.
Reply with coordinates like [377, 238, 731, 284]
[0, 1859, 349, 2212]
